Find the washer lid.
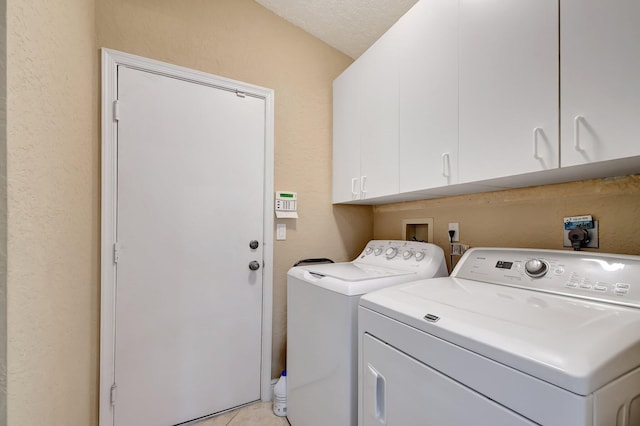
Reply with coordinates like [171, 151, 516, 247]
[288, 261, 434, 297]
[360, 277, 640, 395]
[301, 262, 415, 282]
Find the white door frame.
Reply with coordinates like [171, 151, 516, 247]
[99, 48, 274, 426]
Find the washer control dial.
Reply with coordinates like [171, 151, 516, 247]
[525, 259, 549, 278]
[365, 247, 373, 255]
[415, 252, 426, 261]
[403, 250, 413, 260]
[374, 248, 383, 256]
[385, 247, 398, 259]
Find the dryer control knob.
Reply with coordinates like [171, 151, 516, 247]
[403, 250, 413, 260]
[415, 252, 426, 261]
[525, 259, 548, 278]
[365, 247, 373, 255]
[385, 247, 398, 259]
[374, 248, 383, 256]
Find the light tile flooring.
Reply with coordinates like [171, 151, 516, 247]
[194, 402, 289, 426]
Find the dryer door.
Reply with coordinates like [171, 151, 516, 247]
[362, 334, 536, 426]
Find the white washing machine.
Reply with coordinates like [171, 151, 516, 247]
[286, 240, 447, 426]
[358, 247, 640, 426]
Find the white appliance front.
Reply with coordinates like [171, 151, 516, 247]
[287, 240, 447, 426]
[359, 248, 640, 426]
[363, 333, 535, 425]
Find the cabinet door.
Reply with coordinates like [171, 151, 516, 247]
[333, 61, 362, 203]
[458, 0, 559, 184]
[358, 26, 400, 199]
[398, 0, 459, 192]
[561, 0, 640, 167]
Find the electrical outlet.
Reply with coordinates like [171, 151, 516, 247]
[448, 223, 459, 242]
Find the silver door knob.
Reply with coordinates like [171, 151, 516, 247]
[249, 240, 259, 249]
[249, 261, 260, 271]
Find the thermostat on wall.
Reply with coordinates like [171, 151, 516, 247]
[275, 191, 298, 219]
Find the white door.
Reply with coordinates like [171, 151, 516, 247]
[114, 66, 265, 425]
[560, 0, 640, 166]
[358, 25, 400, 200]
[398, 0, 458, 192]
[362, 335, 536, 426]
[333, 61, 362, 203]
[458, 0, 559, 183]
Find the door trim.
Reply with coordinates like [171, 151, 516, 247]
[99, 48, 274, 426]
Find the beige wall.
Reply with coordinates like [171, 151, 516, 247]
[0, 0, 6, 423]
[6, 1, 372, 424]
[374, 175, 640, 271]
[7, 0, 99, 424]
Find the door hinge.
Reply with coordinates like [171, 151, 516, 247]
[113, 242, 121, 264]
[110, 383, 117, 406]
[235, 90, 246, 98]
[113, 100, 121, 121]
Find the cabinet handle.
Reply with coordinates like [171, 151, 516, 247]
[574, 115, 584, 151]
[351, 177, 359, 198]
[360, 175, 367, 197]
[441, 153, 451, 178]
[533, 127, 542, 159]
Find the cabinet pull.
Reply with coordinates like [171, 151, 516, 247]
[574, 116, 584, 151]
[533, 127, 542, 159]
[351, 177, 359, 198]
[441, 153, 451, 178]
[360, 175, 367, 197]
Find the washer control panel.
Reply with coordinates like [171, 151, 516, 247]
[356, 240, 445, 274]
[454, 248, 640, 308]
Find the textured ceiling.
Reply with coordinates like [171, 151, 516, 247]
[255, 0, 419, 59]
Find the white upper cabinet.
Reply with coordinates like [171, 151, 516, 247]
[333, 61, 362, 203]
[358, 25, 401, 200]
[560, 0, 640, 167]
[458, 0, 559, 184]
[332, 0, 639, 205]
[398, 0, 459, 192]
[332, 23, 400, 203]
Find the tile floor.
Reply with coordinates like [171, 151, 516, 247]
[193, 402, 289, 426]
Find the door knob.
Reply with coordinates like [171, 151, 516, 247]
[249, 240, 259, 249]
[249, 261, 260, 271]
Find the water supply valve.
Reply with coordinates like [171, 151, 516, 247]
[568, 225, 590, 251]
[563, 215, 598, 250]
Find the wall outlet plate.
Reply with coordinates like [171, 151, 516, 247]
[563, 220, 598, 248]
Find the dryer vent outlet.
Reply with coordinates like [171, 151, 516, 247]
[403, 218, 434, 243]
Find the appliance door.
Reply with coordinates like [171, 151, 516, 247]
[362, 334, 536, 426]
[289, 264, 416, 296]
[301, 262, 415, 281]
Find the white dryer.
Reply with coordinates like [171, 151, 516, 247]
[358, 247, 640, 426]
[287, 240, 447, 426]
